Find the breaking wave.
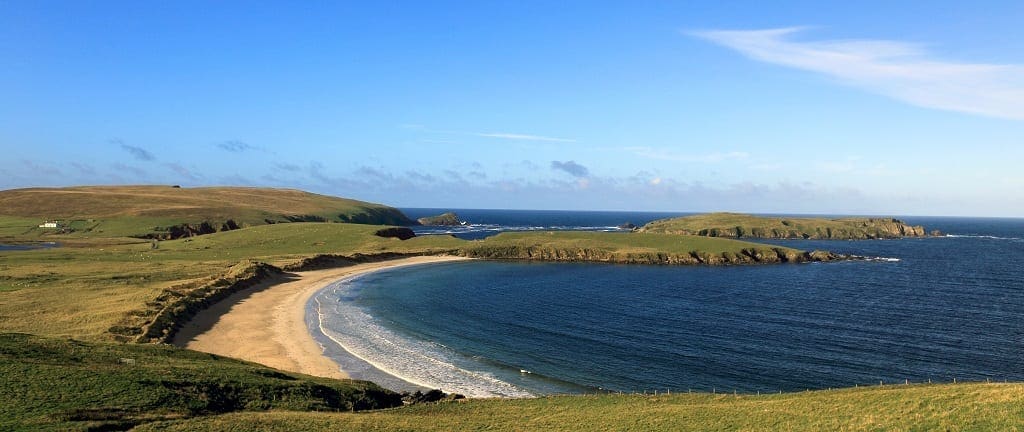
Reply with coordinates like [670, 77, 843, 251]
[313, 277, 533, 398]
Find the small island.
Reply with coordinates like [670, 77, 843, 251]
[416, 211, 465, 226]
[639, 212, 933, 240]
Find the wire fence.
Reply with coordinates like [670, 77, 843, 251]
[519, 377, 1018, 399]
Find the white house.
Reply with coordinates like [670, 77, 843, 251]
[38, 221, 59, 228]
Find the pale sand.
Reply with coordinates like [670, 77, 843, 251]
[173, 255, 470, 379]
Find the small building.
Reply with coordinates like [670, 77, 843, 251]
[38, 221, 59, 228]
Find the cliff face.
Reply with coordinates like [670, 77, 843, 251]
[640, 213, 929, 240]
[337, 207, 419, 226]
[416, 212, 463, 226]
[459, 244, 843, 265]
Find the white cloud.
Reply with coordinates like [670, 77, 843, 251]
[692, 27, 1024, 121]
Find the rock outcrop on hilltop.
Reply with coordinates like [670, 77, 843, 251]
[416, 212, 464, 226]
[639, 213, 931, 240]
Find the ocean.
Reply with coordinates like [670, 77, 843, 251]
[311, 210, 1024, 397]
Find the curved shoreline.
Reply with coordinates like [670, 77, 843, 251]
[172, 255, 470, 380]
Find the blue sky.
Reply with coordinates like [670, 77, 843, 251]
[2, 1, 1023, 216]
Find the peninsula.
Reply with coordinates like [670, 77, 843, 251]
[639, 212, 933, 239]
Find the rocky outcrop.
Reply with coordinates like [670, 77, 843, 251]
[402, 389, 465, 404]
[338, 207, 419, 226]
[416, 212, 464, 226]
[458, 244, 844, 265]
[617, 222, 637, 230]
[138, 219, 243, 240]
[374, 227, 416, 240]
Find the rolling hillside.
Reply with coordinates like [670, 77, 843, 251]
[0, 185, 416, 239]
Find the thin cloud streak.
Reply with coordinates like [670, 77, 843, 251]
[402, 125, 577, 142]
[217, 140, 257, 153]
[692, 27, 1024, 120]
[475, 132, 576, 142]
[626, 147, 750, 162]
[117, 142, 156, 161]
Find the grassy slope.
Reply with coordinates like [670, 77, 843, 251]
[0, 223, 808, 340]
[640, 212, 927, 239]
[0, 223, 462, 340]
[0, 185, 416, 239]
[0, 334, 401, 432]
[136, 383, 1024, 431]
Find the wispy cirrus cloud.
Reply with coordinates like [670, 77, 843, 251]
[474, 132, 576, 142]
[274, 162, 302, 172]
[114, 139, 156, 161]
[626, 147, 750, 163]
[164, 162, 201, 181]
[402, 124, 576, 142]
[692, 27, 1024, 121]
[217, 140, 258, 153]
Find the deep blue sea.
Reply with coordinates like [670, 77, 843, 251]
[312, 211, 1024, 397]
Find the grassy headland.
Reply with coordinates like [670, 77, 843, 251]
[640, 212, 931, 239]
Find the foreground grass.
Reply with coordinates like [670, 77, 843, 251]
[135, 382, 1024, 431]
[0, 334, 401, 432]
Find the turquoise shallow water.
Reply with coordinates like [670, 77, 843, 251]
[313, 214, 1024, 397]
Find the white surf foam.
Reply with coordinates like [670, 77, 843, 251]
[945, 234, 1022, 241]
[314, 277, 533, 398]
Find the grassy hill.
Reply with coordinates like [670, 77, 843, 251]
[0, 185, 416, 239]
[640, 212, 929, 239]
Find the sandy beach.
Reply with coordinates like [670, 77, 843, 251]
[173, 255, 469, 379]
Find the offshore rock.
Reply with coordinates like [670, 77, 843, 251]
[417, 212, 464, 226]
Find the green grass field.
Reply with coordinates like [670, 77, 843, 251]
[138, 382, 1024, 431]
[0, 334, 401, 431]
